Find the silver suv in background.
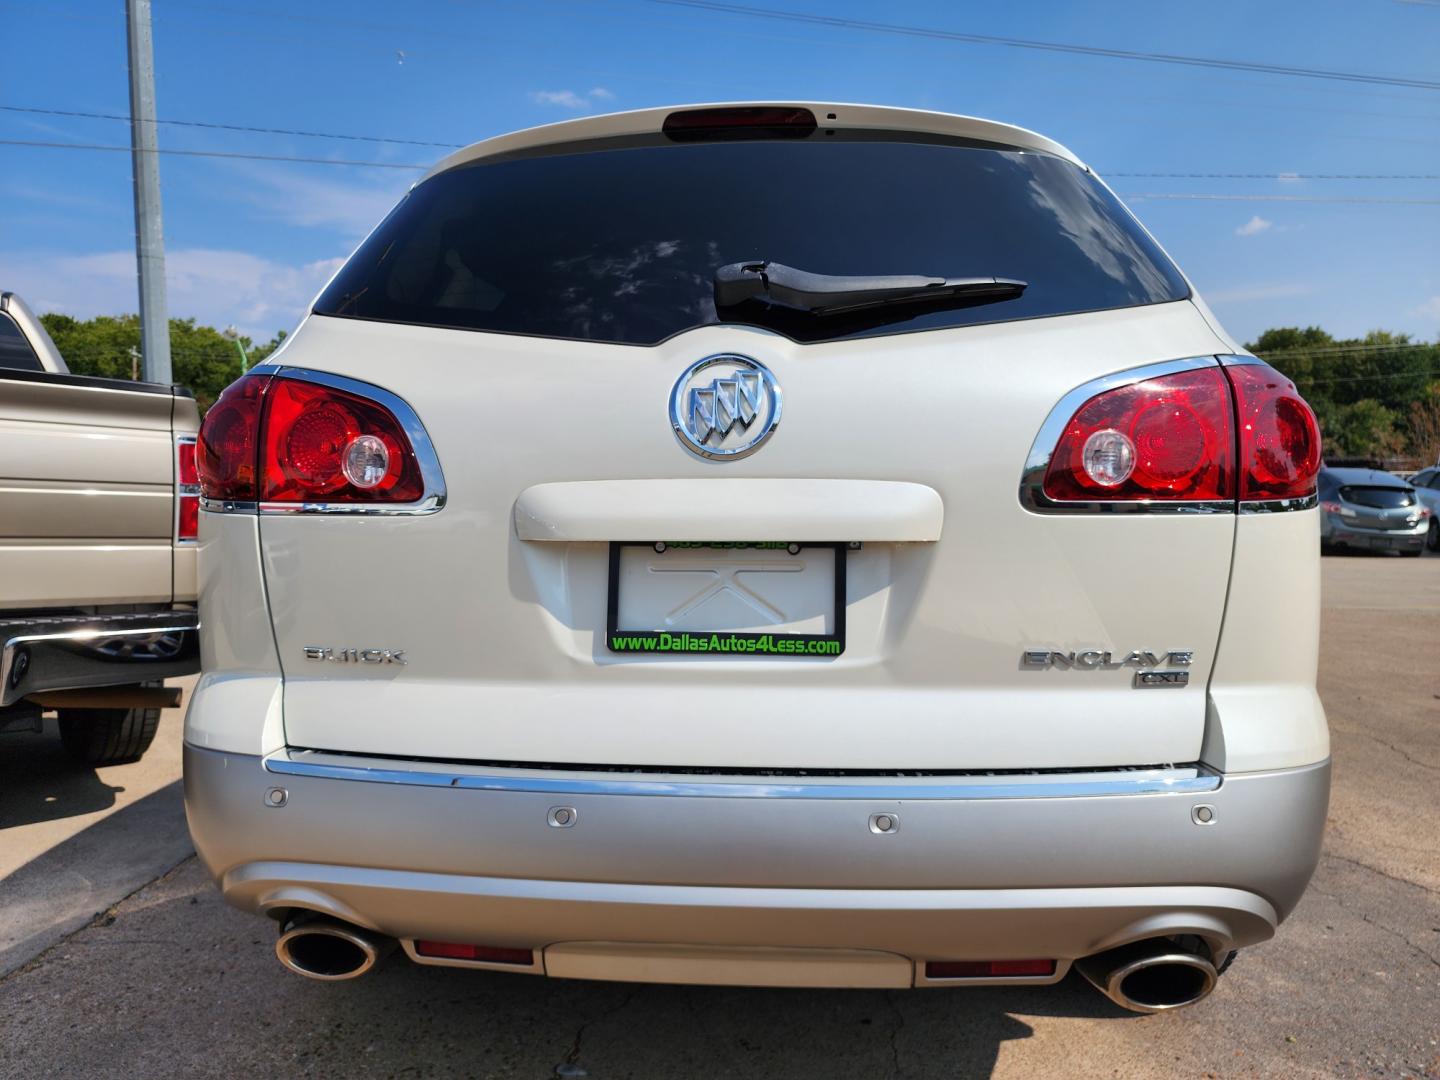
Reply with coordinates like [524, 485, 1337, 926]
[1405, 465, 1440, 552]
[185, 103, 1329, 1013]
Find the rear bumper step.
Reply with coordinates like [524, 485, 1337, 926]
[186, 745, 1328, 978]
[1, 609, 200, 706]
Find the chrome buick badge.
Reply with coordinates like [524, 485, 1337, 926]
[670, 354, 782, 461]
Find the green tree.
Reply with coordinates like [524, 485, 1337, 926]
[39, 313, 286, 412]
[1247, 326, 1440, 462]
[1324, 399, 1404, 459]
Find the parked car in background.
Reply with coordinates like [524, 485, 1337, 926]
[0, 291, 201, 765]
[185, 103, 1329, 1014]
[1405, 465, 1440, 552]
[1318, 466, 1429, 557]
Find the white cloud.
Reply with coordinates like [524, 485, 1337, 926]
[530, 90, 590, 110]
[529, 88, 616, 111]
[2, 248, 344, 339]
[1276, 172, 1302, 184]
[1235, 215, 1273, 237]
[1416, 296, 1440, 320]
[233, 166, 413, 237]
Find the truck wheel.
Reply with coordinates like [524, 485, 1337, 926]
[57, 703, 161, 766]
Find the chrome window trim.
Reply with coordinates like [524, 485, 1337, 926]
[263, 749, 1221, 800]
[1018, 355, 1231, 515]
[199, 364, 447, 516]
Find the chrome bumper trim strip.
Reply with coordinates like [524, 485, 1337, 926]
[263, 751, 1221, 800]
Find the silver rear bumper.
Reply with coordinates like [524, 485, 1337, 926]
[184, 745, 1328, 986]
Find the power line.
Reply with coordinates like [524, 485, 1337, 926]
[1300, 369, 1440, 385]
[1124, 193, 1440, 204]
[9, 139, 1440, 201]
[647, 0, 1440, 91]
[7, 107, 1438, 180]
[1108, 172, 1440, 181]
[0, 104, 462, 149]
[0, 138, 429, 169]
[1255, 342, 1439, 359]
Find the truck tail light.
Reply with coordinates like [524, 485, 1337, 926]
[196, 373, 426, 505]
[1223, 363, 1322, 501]
[175, 436, 199, 540]
[1043, 368, 1235, 503]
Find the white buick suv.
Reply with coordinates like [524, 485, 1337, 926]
[186, 104, 1328, 1013]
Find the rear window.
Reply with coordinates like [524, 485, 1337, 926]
[1340, 486, 1415, 509]
[315, 133, 1189, 346]
[0, 313, 45, 371]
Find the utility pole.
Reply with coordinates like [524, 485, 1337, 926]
[126, 0, 171, 385]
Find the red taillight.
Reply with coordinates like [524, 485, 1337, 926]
[1043, 368, 1235, 503]
[196, 375, 267, 501]
[926, 959, 1057, 979]
[196, 374, 424, 505]
[663, 106, 818, 141]
[259, 378, 422, 503]
[1224, 363, 1321, 501]
[177, 440, 198, 486]
[177, 494, 199, 540]
[414, 941, 534, 965]
[175, 436, 200, 540]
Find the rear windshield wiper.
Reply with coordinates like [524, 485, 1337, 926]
[714, 260, 1026, 317]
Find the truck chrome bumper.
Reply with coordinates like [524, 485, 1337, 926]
[1, 609, 200, 706]
[184, 745, 1328, 986]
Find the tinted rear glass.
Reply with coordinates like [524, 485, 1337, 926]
[0, 313, 44, 371]
[315, 133, 1189, 346]
[1340, 486, 1415, 509]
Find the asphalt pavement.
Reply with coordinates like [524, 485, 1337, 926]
[0, 559, 1436, 1079]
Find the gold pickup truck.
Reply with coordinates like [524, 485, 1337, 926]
[1, 292, 201, 765]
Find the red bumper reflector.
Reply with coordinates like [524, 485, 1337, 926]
[414, 940, 534, 965]
[925, 959, 1056, 979]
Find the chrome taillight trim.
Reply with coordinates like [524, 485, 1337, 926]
[1019, 356, 1232, 515]
[200, 365, 447, 516]
[264, 749, 1222, 800]
[1239, 494, 1319, 514]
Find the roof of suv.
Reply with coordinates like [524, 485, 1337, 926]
[423, 102, 1085, 181]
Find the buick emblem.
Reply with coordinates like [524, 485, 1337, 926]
[670, 354, 782, 461]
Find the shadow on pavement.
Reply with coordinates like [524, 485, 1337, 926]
[0, 722, 121, 828]
[0, 779, 193, 976]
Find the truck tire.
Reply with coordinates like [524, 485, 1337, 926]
[58, 702, 161, 766]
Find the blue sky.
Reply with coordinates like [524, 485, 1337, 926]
[3, 0, 1438, 345]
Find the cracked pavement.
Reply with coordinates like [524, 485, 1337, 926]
[1, 556, 1437, 1078]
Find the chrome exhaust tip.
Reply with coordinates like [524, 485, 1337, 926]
[275, 914, 391, 981]
[1075, 937, 1219, 1014]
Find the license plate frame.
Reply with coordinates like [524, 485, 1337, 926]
[606, 541, 847, 657]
